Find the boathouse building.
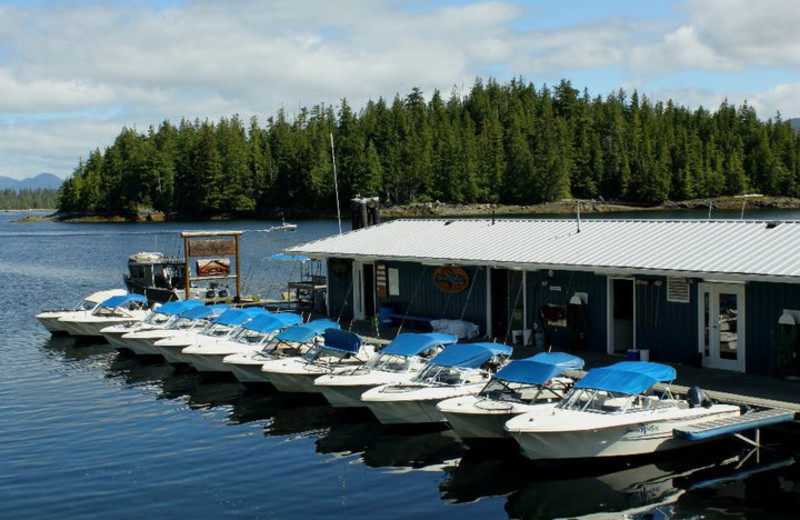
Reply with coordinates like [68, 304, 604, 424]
[288, 218, 800, 376]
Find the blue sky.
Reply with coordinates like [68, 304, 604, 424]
[1, 0, 799, 180]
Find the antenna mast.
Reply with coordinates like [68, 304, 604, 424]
[330, 132, 342, 235]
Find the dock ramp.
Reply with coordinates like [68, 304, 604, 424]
[673, 408, 796, 443]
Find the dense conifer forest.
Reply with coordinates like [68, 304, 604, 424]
[56, 78, 800, 218]
[0, 189, 58, 210]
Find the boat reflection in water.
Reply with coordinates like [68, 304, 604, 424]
[440, 441, 794, 520]
[317, 419, 467, 471]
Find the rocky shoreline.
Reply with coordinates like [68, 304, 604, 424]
[12, 196, 800, 223]
[380, 196, 800, 218]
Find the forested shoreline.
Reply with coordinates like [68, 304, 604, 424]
[56, 78, 800, 219]
[0, 189, 58, 211]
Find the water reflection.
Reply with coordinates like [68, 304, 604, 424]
[318, 419, 467, 470]
[41, 335, 113, 363]
[437, 443, 795, 520]
[39, 338, 800, 520]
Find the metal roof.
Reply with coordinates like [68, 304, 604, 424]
[287, 218, 800, 282]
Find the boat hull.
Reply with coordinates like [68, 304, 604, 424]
[266, 370, 320, 394]
[59, 317, 143, 338]
[182, 353, 232, 374]
[437, 396, 552, 441]
[317, 383, 372, 408]
[223, 352, 274, 384]
[506, 406, 741, 460]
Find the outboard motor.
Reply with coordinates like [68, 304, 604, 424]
[687, 386, 713, 408]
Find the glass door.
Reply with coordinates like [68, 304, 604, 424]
[699, 283, 745, 372]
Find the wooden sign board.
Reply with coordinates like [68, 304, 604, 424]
[196, 258, 231, 277]
[188, 238, 236, 257]
[376, 264, 388, 298]
[432, 266, 470, 293]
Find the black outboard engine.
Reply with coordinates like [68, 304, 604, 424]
[687, 386, 713, 408]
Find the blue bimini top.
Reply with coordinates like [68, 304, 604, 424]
[574, 361, 677, 395]
[180, 304, 229, 320]
[495, 352, 585, 385]
[156, 300, 205, 316]
[382, 332, 458, 357]
[101, 293, 148, 308]
[322, 329, 362, 354]
[213, 307, 268, 326]
[429, 342, 513, 369]
[242, 313, 303, 333]
[275, 319, 341, 344]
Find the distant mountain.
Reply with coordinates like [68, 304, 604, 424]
[0, 173, 63, 191]
[791, 118, 800, 134]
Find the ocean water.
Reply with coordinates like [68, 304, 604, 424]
[1, 210, 799, 520]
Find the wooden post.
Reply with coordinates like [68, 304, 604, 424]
[183, 234, 191, 300]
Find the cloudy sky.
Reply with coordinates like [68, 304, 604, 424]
[2, 0, 799, 180]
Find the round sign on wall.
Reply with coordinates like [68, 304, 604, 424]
[432, 266, 470, 293]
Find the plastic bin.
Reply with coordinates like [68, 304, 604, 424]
[378, 306, 394, 326]
[626, 349, 641, 361]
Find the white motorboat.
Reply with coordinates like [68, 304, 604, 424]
[120, 303, 229, 357]
[260, 329, 375, 394]
[153, 307, 266, 366]
[315, 332, 457, 408]
[436, 352, 584, 443]
[57, 293, 150, 338]
[504, 361, 742, 461]
[36, 289, 127, 334]
[360, 342, 513, 426]
[181, 312, 303, 374]
[100, 299, 204, 353]
[223, 318, 340, 385]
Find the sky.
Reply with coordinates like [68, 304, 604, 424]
[2, 0, 800, 180]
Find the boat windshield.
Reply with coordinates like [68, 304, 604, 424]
[166, 317, 203, 331]
[557, 387, 663, 414]
[364, 352, 412, 373]
[200, 322, 236, 338]
[231, 327, 272, 346]
[141, 311, 174, 327]
[415, 364, 471, 386]
[301, 344, 354, 365]
[479, 377, 570, 404]
[75, 299, 97, 311]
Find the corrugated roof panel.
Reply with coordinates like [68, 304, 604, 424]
[288, 219, 800, 281]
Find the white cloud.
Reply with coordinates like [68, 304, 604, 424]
[1, 0, 799, 179]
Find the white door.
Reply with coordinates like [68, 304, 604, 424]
[353, 262, 366, 320]
[698, 283, 746, 372]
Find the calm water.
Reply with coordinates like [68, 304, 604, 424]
[2, 210, 800, 520]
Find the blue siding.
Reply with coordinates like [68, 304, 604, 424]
[746, 281, 800, 375]
[325, 258, 488, 332]
[632, 275, 698, 366]
[327, 257, 799, 375]
[326, 259, 354, 319]
[526, 270, 607, 353]
[377, 262, 488, 333]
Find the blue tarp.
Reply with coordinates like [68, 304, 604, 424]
[430, 342, 513, 369]
[213, 307, 268, 326]
[180, 304, 229, 320]
[494, 352, 585, 385]
[574, 361, 677, 394]
[323, 329, 362, 354]
[275, 319, 341, 343]
[303, 319, 340, 333]
[242, 313, 303, 332]
[382, 332, 458, 357]
[101, 293, 148, 307]
[266, 253, 310, 262]
[156, 300, 205, 316]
